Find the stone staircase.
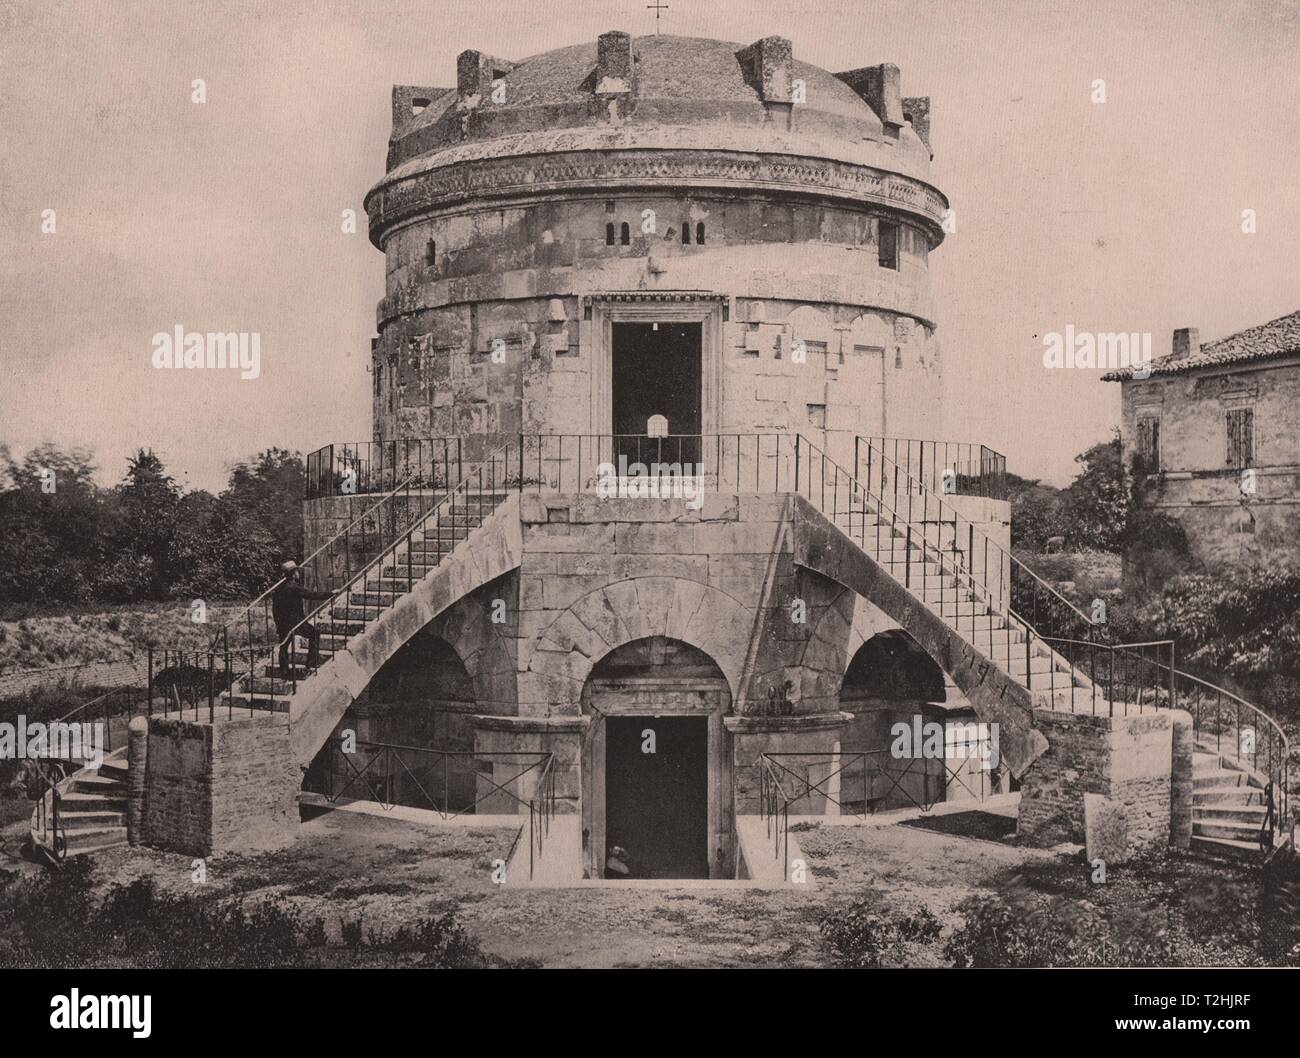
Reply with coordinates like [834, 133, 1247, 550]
[1191, 746, 1273, 860]
[29, 747, 130, 858]
[223, 489, 511, 716]
[803, 435, 1289, 862]
[830, 505, 1087, 696]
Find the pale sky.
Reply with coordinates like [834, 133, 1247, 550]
[2, 0, 1297, 492]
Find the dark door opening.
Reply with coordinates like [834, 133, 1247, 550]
[611, 322, 702, 466]
[604, 715, 708, 879]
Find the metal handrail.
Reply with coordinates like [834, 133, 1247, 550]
[795, 434, 1092, 689]
[856, 435, 1008, 500]
[205, 457, 464, 654]
[850, 434, 1095, 635]
[256, 439, 518, 697]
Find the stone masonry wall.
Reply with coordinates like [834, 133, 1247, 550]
[1017, 708, 1189, 850]
[144, 715, 299, 856]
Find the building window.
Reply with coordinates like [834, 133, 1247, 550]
[620, 222, 630, 245]
[681, 223, 690, 244]
[1226, 407, 1254, 469]
[425, 239, 436, 265]
[878, 220, 899, 270]
[605, 222, 615, 246]
[1135, 415, 1160, 472]
[696, 222, 705, 244]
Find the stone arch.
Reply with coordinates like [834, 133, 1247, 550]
[842, 629, 946, 705]
[523, 576, 752, 716]
[288, 497, 523, 768]
[796, 584, 905, 711]
[578, 633, 735, 880]
[423, 575, 518, 714]
[838, 627, 956, 812]
[371, 631, 475, 744]
[785, 304, 836, 358]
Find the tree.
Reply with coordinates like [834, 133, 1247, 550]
[223, 448, 305, 566]
[1062, 433, 1127, 552]
[105, 449, 180, 598]
[0, 443, 106, 602]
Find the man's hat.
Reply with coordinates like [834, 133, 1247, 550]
[281, 560, 298, 573]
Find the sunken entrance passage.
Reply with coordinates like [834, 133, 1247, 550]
[605, 716, 708, 879]
[611, 322, 702, 466]
[581, 636, 734, 880]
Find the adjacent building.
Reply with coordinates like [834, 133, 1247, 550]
[1104, 312, 1300, 570]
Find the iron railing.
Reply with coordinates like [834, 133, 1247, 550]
[856, 436, 1008, 500]
[15, 431, 1291, 862]
[305, 738, 556, 880]
[305, 438, 467, 500]
[759, 745, 1000, 878]
[258, 437, 518, 699]
[795, 435, 1290, 850]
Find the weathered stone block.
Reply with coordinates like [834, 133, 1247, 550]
[1083, 793, 1130, 865]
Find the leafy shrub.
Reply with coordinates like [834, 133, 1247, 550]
[820, 900, 941, 968]
[0, 860, 511, 969]
[943, 893, 1174, 968]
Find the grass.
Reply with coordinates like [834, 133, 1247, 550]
[0, 601, 249, 675]
[1, 799, 1292, 969]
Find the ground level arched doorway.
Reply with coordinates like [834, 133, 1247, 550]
[304, 629, 478, 812]
[581, 636, 733, 880]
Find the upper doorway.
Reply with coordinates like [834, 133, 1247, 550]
[611, 321, 702, 467]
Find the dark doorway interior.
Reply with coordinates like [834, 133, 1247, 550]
[611, 322, 702, 466]
[605, 715, 708, 879]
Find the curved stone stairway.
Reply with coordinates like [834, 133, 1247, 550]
[1191, 745, 1274, 860]
[29, 747, 130, 858]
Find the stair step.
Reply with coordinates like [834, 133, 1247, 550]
[1194, 818, 1268, 841]
[62, 825, 129, 851]
[72, 773, 127, 790]
[1194, 785, 1265, 805]
[931, 600, 998, 618]
[1194, 769, 1250, 789]
[98, 763, 129, 781]
[59, 810, 127, 825]
[1193, 803, 1268, 823]
[1190, 833, 1265, 861]
[61, 791, 128, 810]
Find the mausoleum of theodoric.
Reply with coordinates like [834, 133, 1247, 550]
[282, 32, 1195, 881]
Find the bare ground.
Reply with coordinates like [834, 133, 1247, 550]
[2, 801, 1069, 968]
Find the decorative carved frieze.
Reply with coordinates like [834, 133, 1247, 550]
[368, 148, 948, 243]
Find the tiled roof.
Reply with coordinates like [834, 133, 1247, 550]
[1103, 310, 1300, 380]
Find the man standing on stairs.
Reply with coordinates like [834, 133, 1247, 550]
[272, 561, 333, 679]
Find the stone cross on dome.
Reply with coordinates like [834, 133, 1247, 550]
[646, 0, 667, 35]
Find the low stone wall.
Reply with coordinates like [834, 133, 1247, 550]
[472, 715, 585, 815]
[141, 714, 299, 856]
[1018, 707, 1192, 851]
[727, 712, 852, 815]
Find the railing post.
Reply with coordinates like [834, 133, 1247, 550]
[1025, 626, 1032, 691]
[904, 526, 912, 589]
[1168, 641, 1176, 711]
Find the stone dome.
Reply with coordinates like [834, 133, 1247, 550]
[368, 32, 945, 247]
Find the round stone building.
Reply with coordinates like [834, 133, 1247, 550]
[300, 32, 1021, 882]
[365, 32, 948, 456]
